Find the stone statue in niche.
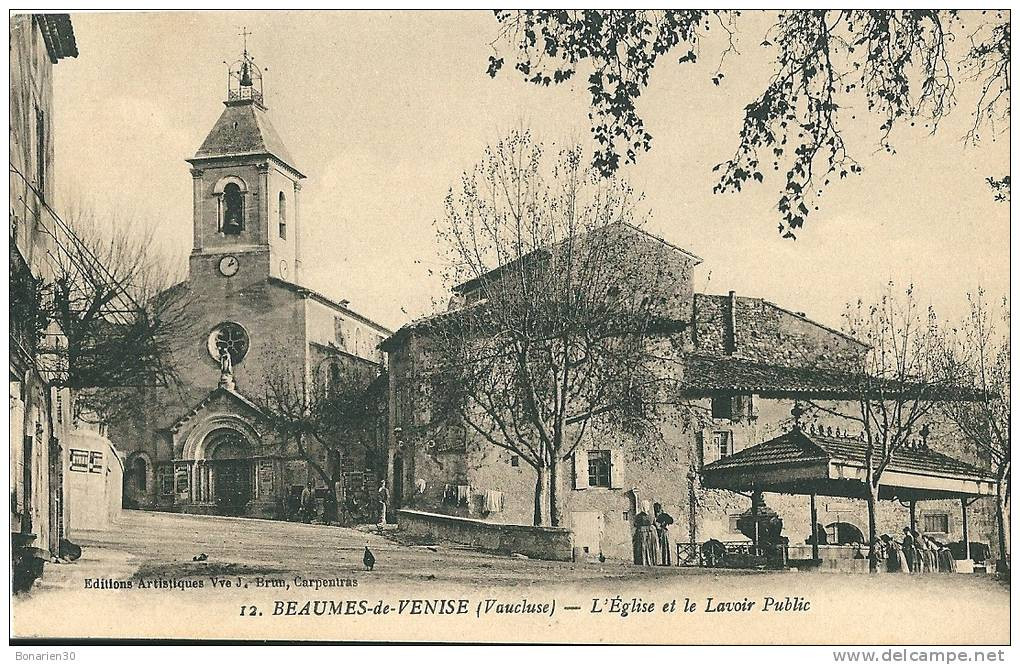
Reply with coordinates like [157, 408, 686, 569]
[218, 347, 235, 390]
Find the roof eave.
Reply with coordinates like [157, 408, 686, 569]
[36, 14, 78, 63]
[185, 152, 306, 179]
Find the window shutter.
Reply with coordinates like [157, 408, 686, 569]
[609, 449, 626, 489]
[573, 450, 589, 490]
[730, 427, 743, 455]
[701, 430, 717, 466]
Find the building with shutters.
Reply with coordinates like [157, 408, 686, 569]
[381, 227, 999, 562]
[10, 13, 80, 590]
[108, 46, 391, 520]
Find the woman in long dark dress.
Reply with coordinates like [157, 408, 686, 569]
[881, 535, 908, 573]
[653, 503, 674, 566]
[901, 527, 917, 573]
[912, 529, 931, 573]
[632, 511, 659, 566]
[929, 536, 955, 573]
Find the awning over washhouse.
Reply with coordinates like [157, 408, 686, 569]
[701, 427, 998, 502]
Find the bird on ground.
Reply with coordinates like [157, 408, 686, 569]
[598, 552, 606, 563]
[363, 546, 375, 571]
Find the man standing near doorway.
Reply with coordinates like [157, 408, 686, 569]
[300, 485, 315, 524]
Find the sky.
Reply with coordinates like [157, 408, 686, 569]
[52, 10, 1009, 333]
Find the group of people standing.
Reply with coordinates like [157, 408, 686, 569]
[633, 502, 675, 566]
[293, 479, 389, 525]
[878, 527, 957, 573]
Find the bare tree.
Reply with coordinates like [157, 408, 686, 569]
[11, 202, 195, 426]
[940, 290, 1010, 572]
[425, 129, 694, 526]
[255, 353, 387, 489]
[809, 283, 959, 572]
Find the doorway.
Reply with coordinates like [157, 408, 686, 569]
[571, 511, 603, 557]
[207, 431, 253, 515]
[214, 459, 252, 515]
[393, 455, 404, 508]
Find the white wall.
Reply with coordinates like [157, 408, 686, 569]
[65, 429, 123, 531]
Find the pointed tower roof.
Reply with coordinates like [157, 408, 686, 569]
[187, 34, 304, 178]
[188, 99, 304, 178]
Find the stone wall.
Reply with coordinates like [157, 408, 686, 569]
[397, 509, 573, 561]
[693, 293, 864, 369]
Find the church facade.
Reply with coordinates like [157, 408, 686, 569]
[112, 54, 390, 519]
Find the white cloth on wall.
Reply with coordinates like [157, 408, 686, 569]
[457, 484, 471, 506]
[482, 490, 504, 513]
[415, 478, 427, 494]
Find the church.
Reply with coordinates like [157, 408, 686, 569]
[112, 49, 391, 519]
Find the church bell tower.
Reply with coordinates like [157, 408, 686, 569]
[186, 37, 304, 284]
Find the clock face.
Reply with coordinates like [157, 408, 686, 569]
[218, 255, 240, 277]
[279, 259, 288, 279]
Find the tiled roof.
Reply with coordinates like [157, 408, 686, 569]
[704, 428, 990, 480]
[682, 354, 983, 401]
[189, 99, 303, 177]
[810, 432, 988, 478]
[683, 354, 869, 398]
[704, 429, 830, 471]
[451, 222, 702, 295]
[379, 300, 487, 351]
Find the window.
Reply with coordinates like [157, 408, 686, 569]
[334, 316, 346, 348]
[711, 396, 733, 420]
[924, 513, 949, 534]
[510, 455, 520, 467]
[713, 431, 733, 458]
[222, 183, 244, 234]
[207, 322, 250, 365]
[734, 394, 754, 420]
[278, 192, 287, 239]
[728, 515, 742, 534]
[712, 395, 754, 421]
[587, 450, 612, 488]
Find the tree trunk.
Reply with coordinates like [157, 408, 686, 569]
[866, 483, 879, 573]
[995, 461, 1010, 576]
[299, 433, 332, 487]
[549, 456, 564, 527]
[533, 465, 547, 526]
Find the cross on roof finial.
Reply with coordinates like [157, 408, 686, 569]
[239, 26, 251, 56]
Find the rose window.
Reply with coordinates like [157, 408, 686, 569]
[207, 322, 250, 365]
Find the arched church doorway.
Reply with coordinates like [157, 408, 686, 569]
[206, 429, 253, 515]
[825, 521, 864, 545]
